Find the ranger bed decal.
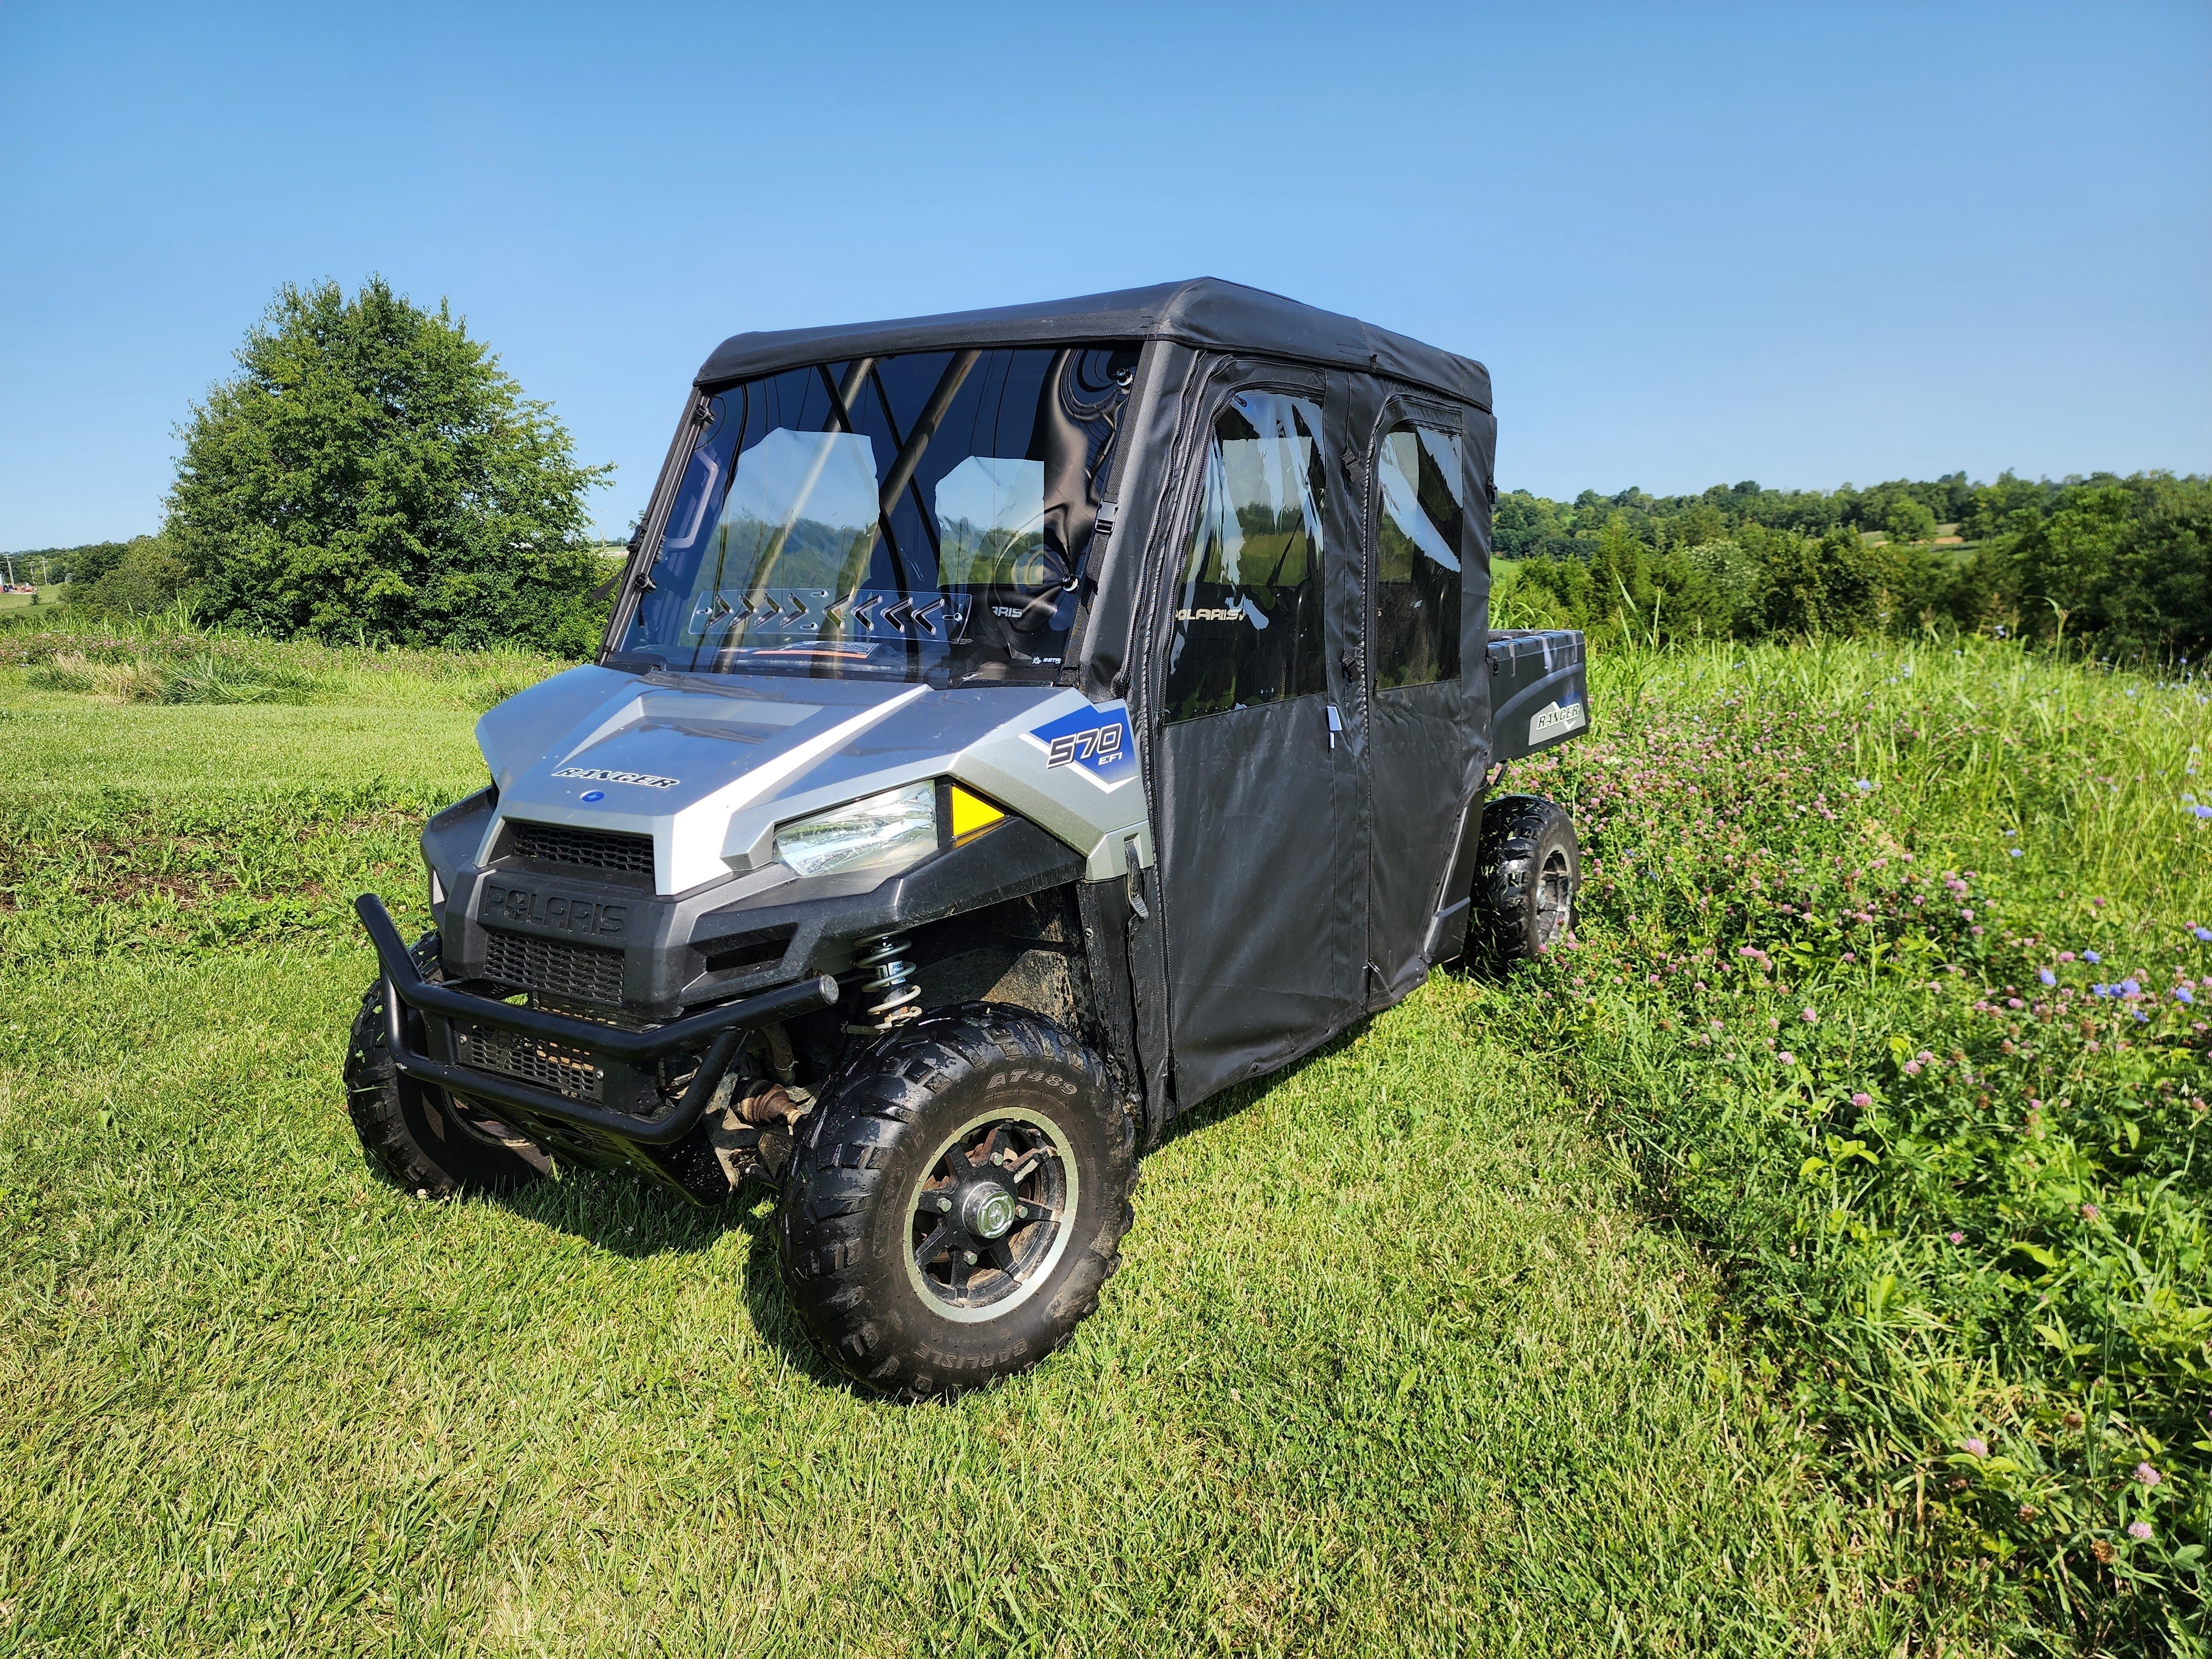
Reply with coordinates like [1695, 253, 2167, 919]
[1528, 698, 1588, 743]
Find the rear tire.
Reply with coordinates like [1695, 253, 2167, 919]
[342, 933, 552, 1199]
[1470, 794, 1579, 964]
[776, 1003, 1136, 1400]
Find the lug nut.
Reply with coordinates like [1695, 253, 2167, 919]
[964, 1251, 978, 1265]
[937, 1196, 952, 1212]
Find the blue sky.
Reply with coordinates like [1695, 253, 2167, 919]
[2, 1, 2206, 548]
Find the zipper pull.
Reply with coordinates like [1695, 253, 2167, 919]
[1326, 703, 1343, 750]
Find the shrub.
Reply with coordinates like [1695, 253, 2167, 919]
[70, 535, 188, 618]
[165, 277, 613, 657]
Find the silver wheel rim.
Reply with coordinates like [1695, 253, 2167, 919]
[1534, 847, 1574, 948]
[902, 1106, 1081, 1325]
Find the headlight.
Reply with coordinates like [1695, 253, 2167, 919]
[775, 782, 937, 878]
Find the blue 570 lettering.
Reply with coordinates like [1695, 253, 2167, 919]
[1046, 723, 1124, 768]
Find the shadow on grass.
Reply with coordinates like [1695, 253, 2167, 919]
[469, 1004, 1408, 1400]
[1145, 1015, 1375, 1154]
[487, 1162, 858, 1394]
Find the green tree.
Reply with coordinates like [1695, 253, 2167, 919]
[1751, 525, 1825, 635]
[74, 535, 187, 617]
[1491, 490, 1564, 559]
[1686, 539, 1767, 635]
[165, 278, 612, 654]
[1589, 511, 1653, 632]
[56, 540, 132, 589]
[1813, 524, 1885, 632]
[2013, 478, 2210, 656]
[1883, 495, 1937, 545]
[2011, 486, 2131, 643]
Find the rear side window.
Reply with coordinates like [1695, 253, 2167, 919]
[1373, 421, 1464, 691]
[1162, 392, 1328, 722]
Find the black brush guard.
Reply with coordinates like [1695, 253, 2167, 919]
[354, 894, 836, 1147]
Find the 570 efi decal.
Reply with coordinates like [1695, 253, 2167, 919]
[1025, 703, 1138, 790]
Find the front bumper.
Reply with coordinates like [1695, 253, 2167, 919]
[354, 893, 836, 1149]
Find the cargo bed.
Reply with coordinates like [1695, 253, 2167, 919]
[1486, 629, 1588, 760]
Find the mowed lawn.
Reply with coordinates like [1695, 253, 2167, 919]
[3, 635, 2178, 1657]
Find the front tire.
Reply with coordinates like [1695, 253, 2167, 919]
[1470, 794, 1579, 964]
[342, 933, 552, 1199]
[776, 1004, 1136, 1400]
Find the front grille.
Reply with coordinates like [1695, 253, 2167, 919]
[454, 1024, 605, 1102]
[483, 928, 625, 1004]
[507, 821, 655, 879]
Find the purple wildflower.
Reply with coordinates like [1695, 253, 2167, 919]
[1851, 1092, 1872, 1109]
[2177, 987, 2195, 1005]
[1801, 1007, 1818, 1023]
[2129, 1521, 2153, 1541]
[2194, 926, 2212, 942]
[1948, 1230, 1964, 1245]
[1963, 1438, 1988, 1457]
[1777, 1051, 1796, 1066]
[2085, 950, 2101, 964]
[2083, 1203, 2101, 1220]
[2039, 968, 2057, 987]
[2135, 1462, 2161, 1486]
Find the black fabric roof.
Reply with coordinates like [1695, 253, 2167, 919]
[694, 278, 1490, 411]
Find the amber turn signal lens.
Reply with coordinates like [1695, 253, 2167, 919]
[947, 785, 1005, 839]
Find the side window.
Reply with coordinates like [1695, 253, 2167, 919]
[1373, 421, 1465, 691]
[1162, 392, 1328, 722]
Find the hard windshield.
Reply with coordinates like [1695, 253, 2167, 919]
[614, 346, 1139, 683]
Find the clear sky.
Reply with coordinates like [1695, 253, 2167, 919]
[3, 1, 2207, 549]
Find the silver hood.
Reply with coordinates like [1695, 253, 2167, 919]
[476, 667, 1151, 895]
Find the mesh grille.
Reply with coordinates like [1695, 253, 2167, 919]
[454, 1024, 605, 1102]
[483, 928, 625, 1004]
[507, 821, 655, 878]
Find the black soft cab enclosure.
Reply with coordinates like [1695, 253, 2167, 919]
[347, 278, 1592, 1397]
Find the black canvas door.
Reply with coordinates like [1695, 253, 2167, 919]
[1359, 394, 1489, 1004]
[1147, 375, 1364, 1108]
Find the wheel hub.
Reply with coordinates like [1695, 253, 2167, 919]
[1535, 847, 1573, 947]
[961, 1182, 1018, 1240]
[905, 1111, 1079, 1322]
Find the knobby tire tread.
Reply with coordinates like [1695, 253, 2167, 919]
[777, 1002, 1136, 1401]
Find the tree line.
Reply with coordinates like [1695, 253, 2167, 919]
[13, 276, 2202, 664]
[1494, 472, 2209, 659]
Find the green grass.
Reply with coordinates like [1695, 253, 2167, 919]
[1, 625, 2204, 1655]
[1509, 640, 2210, 1651]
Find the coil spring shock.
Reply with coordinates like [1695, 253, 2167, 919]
[844, 934, 922, 1035]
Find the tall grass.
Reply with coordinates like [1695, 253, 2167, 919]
[1495, 636, 2210, 1650]
[0, 614, 565, 713]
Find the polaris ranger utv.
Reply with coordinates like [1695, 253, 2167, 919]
[347, 279, 1590, 1398]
